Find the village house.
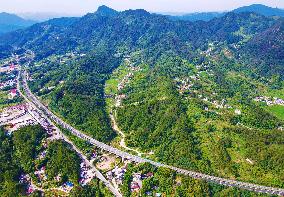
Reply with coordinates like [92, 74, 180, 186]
[8, 89, 18, 99]
[0, 79, 16, 90]
[254, 96, 284, 106]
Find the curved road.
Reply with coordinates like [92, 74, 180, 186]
[17, 69, 122, 197]
[21, 70, 284, 196]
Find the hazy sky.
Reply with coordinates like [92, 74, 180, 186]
[1, 0, 284, 15]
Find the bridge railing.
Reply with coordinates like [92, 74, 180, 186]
[21, 73, 284, 196]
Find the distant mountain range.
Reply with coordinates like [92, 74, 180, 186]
[0, 12, 36, 34]
[1, 4, 282, 77]
[169, 4, 284, 21]
[18, 12, 83, 22]
[1, 5, 283, 196]
[0, 4, 283, 36]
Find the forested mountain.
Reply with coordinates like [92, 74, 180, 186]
[169, 4, 284, 21]
[0, 6, 281, 77]
[243, 19, 284, 77]
[0, 12, 35, 34]
[168, 12, 225, 22]
[0, 5, 284, 194]
[233, 4, 284, 17]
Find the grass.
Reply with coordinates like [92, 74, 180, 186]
[267, 88, 284, 99]
[0, 90, 23, 111]
[265, 105, 284, 120]
[105, 78, 118, 95]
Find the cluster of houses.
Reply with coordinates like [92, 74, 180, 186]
[34, 166, 48, 182]
[174, 60, 217, 95]
[118, 72, 134, 91]
[118, 57, 142, 92]
[175, 73, 213, 95]
[200, 45, 214, 56]
[79, 162, 95, 186]
[115, 58, 142, 107]
[0, 104, 37, 134]
[254, 96, 284, 106]
[19, 174, 39, 195]
[0, 104, 27, 122]
[37, 52, 86, 66]
[196, 61, 214, 76]
[130, 172, 154, 193]
[59, 181, 74, 192]
[174, 77, 195, 94]
[0, 63, 20, 100]
[0, 79, 16, 90]
[105, 163, 157, 193]
[196, 95, 243, 115]
[115, 94, 127, 107]
[6, 116, 36, 134]
[106, 166, 127, 185]
[0, 63, 19, 73]
[201, 97, 233, 110]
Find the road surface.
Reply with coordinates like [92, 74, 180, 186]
[21, 69, 284, 196]
[17, 68, 122, 197]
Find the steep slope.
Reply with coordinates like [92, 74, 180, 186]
[96, 5, 118, 16]
[4, 6, 282, 191]
[233, 4, 284, 17]
[0, 12, 36, 34]
[242, 19, 284, 78]
[0, 9, 277, 62]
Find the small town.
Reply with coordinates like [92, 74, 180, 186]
[1, 1, 284, 196]
[0, 55, 162, 196]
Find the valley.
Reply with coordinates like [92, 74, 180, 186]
[0, 3, 283, 197]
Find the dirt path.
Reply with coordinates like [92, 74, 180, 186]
[110, 111, 148, 157]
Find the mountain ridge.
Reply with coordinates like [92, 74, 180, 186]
[168, 4, 284, 21]
[0, 12, 36, 34]
[0, 6, 282, 78]
[0, 4, 283, 196]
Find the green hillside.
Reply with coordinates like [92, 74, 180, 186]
[0, 5, 283, 196]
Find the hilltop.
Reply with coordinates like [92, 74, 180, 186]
[0, 5, 283, 197]
[0, 12, 35, 34]
[168, 4, 284, 21]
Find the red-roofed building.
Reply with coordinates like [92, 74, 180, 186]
[27, 186, 34, 194]
[8, 89, 17, 99]
[9, 63, 15, 71]
[10, 89, 17, 94]
[131, 182, 140, 190]
[146, 172, 154, 177]
[9, 123, 15, 128]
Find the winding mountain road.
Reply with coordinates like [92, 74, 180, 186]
[21, 70, 284, 196]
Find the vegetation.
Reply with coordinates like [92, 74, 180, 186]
[0, 5, 283, 196]
[265, 105, 284, 120]
[28, 51, 118, 143]
[18, 7, 283, 190]
[114, 53, 284, 188]
[70, 179, 113, 197]
[121, 163, 272, 197]
[13, 125, 46, 173]
[0, 127, 25, 197]
[45, 140, 81, 184]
